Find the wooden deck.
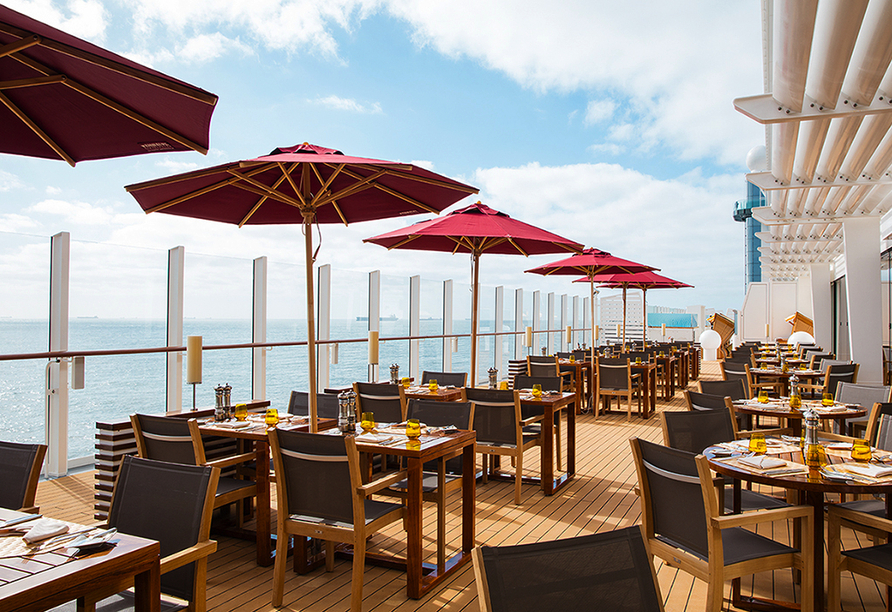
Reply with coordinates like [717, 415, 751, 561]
[35, 361, 888, 612]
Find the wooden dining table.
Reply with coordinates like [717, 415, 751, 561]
[558, 358, 593, 413]
[731, 399, 866, 436]
[0, 509, 161, 612]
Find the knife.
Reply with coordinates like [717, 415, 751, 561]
[0, 514, 41, 529]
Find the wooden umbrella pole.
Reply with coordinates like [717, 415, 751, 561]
[470, 250, 480, 387]
[590, 278, 596, 413]
[303, 211, 318, 433]
[622, 285, 627, 347]
[642, 288, 647, 344]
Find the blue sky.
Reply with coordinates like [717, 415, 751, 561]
[0, 0, 766, 318]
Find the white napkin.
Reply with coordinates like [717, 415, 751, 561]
[840, 463, 892, 478]
[738, 456, 787, 470]
[355, 433, 393, 444]
[23, 519, 69, 544]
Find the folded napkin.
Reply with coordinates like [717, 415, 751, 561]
[214, 421, 251, 429]
[355, 433, 394, 444]
[840, 463, 892, 478]
[737, 456, 787, 470]
[23, 519, 69, 544]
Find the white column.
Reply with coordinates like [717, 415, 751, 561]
[532, 291, 541, 354]
[560, 294, 569, 351]
[443, 280, 453, 371]
[546, 292, 555, 354]
[166, 246, 184, 413]
[368, 271, 380, 382]
[843, 217, 883, 383]
[583, 296, 590, 347]
[494, 286, 504, 378]
[809, 263, 832, 351]
[46, 232, 69, 477]
[316, 264, 330, 391]
[514, 288, 524, 359]
[252, 257, 268, 400]
[572, 295, 580, 347]
[409, 275, 421, 379]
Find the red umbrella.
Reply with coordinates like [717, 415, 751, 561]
[126, 143, 478, 429]
[525, 248, 656, 348]
[579, 271, 693, 343]
[0, 4, 217, 165]
[364, 201, 582, 383]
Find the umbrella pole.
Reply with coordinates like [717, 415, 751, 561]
[622, 286, 627, 348]
[590, 278, 596, 414]
[304, 214, 318, 433]
[642, 288, 647, 345]
[470, 251, 480, 387]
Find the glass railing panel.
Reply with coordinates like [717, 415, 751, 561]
[326, 268, 371, 387]
[379, 272, 409, 377]
[451, 279, 472, 382]
[418, 278, 444, 376]
[475, 284, 495, 385]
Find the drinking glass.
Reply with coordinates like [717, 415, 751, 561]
[361, 412, 375, 432]
[749, 433, 767, 455]
[532, 383, 542, 398]
[822, 392, 834, 407]
[499, 381, 509, 390]
[265, 408, 279, 427]
[758, 388, 769, 404]
[569, 355, 575, 363]
[851, 438, 872, 463]
[428, 379, 438, 392]
[635, 356, 642, 364]
[789, 393, 801, 409]
[234, 403, 248, 421]
[761, 362, 767, 369]
[401, 377, 411, 388]
[406, 418, 421, 440]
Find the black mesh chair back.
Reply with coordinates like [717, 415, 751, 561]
[407, 398, 473, 429]
[720, 361, 749, 390]
[826, 363, 859, 396]
[626, 351, 650, 363]
[572, 350, 589, 361]
[131, 414, 200, 465]
[0, 441, 46, 511]
[699, 379, 747, 401]
[878, 414, 892, 451]
[274, 429, 355, 525]
[288, 391, 340, 419]
[420, 371, 467, 386]
[807, 351, 833, 368]
[353, 382, 405, 423]
[634, 438, 709, 559]
[512, 375, 561, 392]
[474, 526, 663, 612]
[684, 390, 731, 412]
[527, 355, 559, 378]
[597, 357, 630, 389]
[466, 388, 519, 447]
[661, 410, 735, 454]
[109, 455, 216, 602]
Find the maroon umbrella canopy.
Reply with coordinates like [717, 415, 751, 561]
[365, 201, 583, 382]
[127, 142, 479, 428]
[525, 248, 656, 347]
[0, 4, 217, 165]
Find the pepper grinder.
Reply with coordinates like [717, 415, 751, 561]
[390, 364, 400, 385]
[488, 367, 498, 389]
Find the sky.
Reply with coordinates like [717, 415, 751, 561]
[0, 0, 766, 320]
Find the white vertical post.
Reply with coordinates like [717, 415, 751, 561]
[843, 218, 883, 383]
[532, 291, 541, 354]
[368, 271, 380, 382]
[572, 295, 580, 347]
[810, 263, 832, 352]
[252, 257, 268, 400]
[443, 280, 453, 371]
[514, 288, 524, 359]
[409, 275, 421, 378]
[583, 296, 590, 347]
[46, 232, 70, 477]
[494, 286, 504, 379]
[546, 292, 555, 354]
[317, 264, 331, 391]
[560, 294, 569, 351]
[166, 246, 184, 413]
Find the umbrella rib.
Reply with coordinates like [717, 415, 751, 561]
[0, 90, 74, 165]
[238, 170, 292, 227]
[142, 165, 273, 213]
[230, 181, 304, 209]
[318, 166, 440, 215]
[310, 163, 346, 208]
[0, 75, 66, 89]
[312, 168, 389, 207]
[506, 238, 528, 256]
[276, 162, 306, 208]
[0, 23, 217, 105]
[228, 171, 305, 208]
[10, 52, 209, 154]
[330, 200, 349, 225]
[388, 235, 422, 250]
[127, 163, 245, 192]
[365, 165, 479, 194]
[0, 35, 40, 58]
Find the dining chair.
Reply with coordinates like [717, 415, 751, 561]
[382, 398, 472, 570]
[58, 455, 219, 612]
[800, 362, 859, 400]
[466, 388, 541, 505]
[659, 409, 789, 512]
[833, 382, 892, 437]
[269, 429, 406, 612]
[526, 355, 572, 391]
[420, 370, 467, 387]
[723, 360, 781, 399]
[352, 382, 407, 423]
[595, 357, 642, 419]
[698, 379, 748, 401]
[513, 374, 563, 470]
[130, 414, 257, 524]
[472, 526, 664, 612]
[630, 437, 813, 612]
[0, 440, 47, 513]
[288, 391, 340, 419]
[805, 351, 834, 369]
[828, 500, 892, 612]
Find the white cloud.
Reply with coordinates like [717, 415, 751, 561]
[587, 143, 624, 156]
[5, 0, 108, 42]
[311, 95, 383, 114]
[155, 158, 202, 173]
[0, 170, 24, 192]
[0, 213, 39, 231]
[45, 186, 62, 195]
[28, 199, 115, 225]
[179, 32, 253, 63]
[409, 159, 435, 171]
[584, 99, 616, 126]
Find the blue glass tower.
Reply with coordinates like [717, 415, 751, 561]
[733, 180, 765, 287]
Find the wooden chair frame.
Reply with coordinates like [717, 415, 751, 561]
[269, 431, 407, 611]
[353, 382, 408, 423]
[630, 438, 813, 612]
[3, 442, 47, 513]
[595, 357, 642, 420]
[828, 504, 892, 612]
[526, 355, 573, 391]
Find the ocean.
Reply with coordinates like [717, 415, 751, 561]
[0, 317, 527, 460]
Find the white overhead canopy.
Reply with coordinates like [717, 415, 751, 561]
[736, 0, 892, 280]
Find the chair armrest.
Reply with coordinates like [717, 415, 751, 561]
[828, 504, 892, 532]
[205, 452, 256, 470]
[712, 504, 812, 529]
[160, 540, 217, 574]
[360, 470, 409, 496]
[736, 427, 792, 438]
[816, 432, 859, 443]
[521, 415, 543, 426]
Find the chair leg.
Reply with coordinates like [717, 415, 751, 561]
[351, 532, 367, 612]
[514, 453, 523, 505]
[555, 418, 562, 472]
[436, 484, 446, 572]
[704, 567, 725, 612]
[481, 454, 488, 483]
[827, 514, 842, 612]
[272, 531, 290, 607]
[325, 540, 336, 572]
[626, 392, 632, 421]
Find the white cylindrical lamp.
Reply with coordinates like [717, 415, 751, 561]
[565, 325, 572, 344]
[185, 335, 202, 410]
[368, 331, 379, 364]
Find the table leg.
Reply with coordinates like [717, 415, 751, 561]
[406, 457, 423, 599]
[649, 369, 656, 416]
[805, 490, 824, 612]
[462, 443, 475, 554]
[133, 556, 161, 612]
[575, 366, 583, 415]
[255, 440, 272, 566]
[567, 397, 576, 480]
[541, 404, 556, 495]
